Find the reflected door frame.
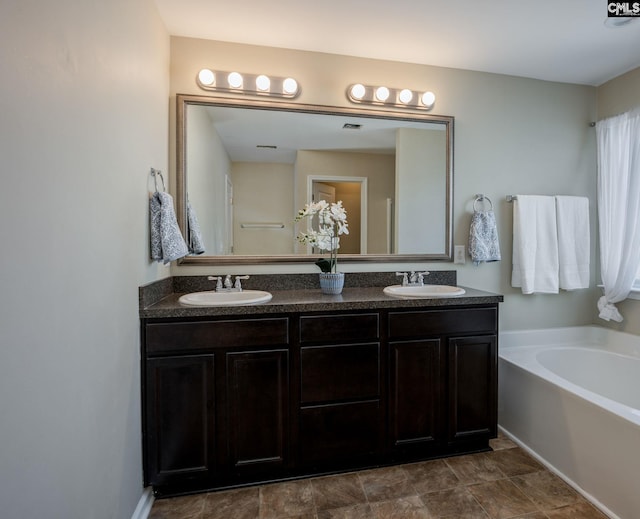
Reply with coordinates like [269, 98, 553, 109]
[305, 175, 368, 254]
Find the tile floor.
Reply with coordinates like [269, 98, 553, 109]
[149, 435, 609, 519]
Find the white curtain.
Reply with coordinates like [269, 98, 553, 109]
[596, 108, 640, 322]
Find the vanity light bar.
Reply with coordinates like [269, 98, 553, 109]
[197, 69, 300, 98]
[346, 83, 436, 110]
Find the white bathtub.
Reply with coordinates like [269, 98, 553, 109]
[499, 326, 640, 519]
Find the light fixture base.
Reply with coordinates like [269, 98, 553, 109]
[197, 69, 300, 98]
[347, 84, 435, 110]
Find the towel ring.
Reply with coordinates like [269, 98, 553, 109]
[473, 195, 493, 212]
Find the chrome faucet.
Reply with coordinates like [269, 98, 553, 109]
[208, 275, 250, 292]
[396, 271, 430, 286]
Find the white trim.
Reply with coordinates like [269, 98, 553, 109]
[131, 487, 154, 519]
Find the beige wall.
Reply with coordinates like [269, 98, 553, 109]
[232, 162, 295, 254]
[396, 128, 447, 253]
[0, 1, 169, 517]
[187, 106, 231, 254]
[597, 66, 640, 119]
[169, 36, 599, 332]
[594, 66, 640, 334]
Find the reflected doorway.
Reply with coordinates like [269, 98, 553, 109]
[307, 176, 368, 254]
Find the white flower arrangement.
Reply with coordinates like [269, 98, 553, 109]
[295, 200, 349, 273]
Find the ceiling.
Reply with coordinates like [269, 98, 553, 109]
[154, 0, 640, 86]
[198, 104, 445, 163]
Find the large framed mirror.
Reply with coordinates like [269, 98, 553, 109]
[176, 94, 453, 265]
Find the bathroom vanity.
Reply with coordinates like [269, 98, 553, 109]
[140, 274, 502, 496]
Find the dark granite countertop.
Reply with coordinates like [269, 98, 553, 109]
[140, 272, 503, 319]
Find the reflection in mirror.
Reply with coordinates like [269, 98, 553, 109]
[176, 95, 453, 265]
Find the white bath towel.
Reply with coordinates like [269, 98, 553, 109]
[555, 196, 590, 290]
[511, 195, 559, 294]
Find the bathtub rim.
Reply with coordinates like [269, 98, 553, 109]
[499, 325, 640, 428]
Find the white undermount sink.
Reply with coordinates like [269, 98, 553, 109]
[178, 290, 273, 307]
[383, 284, 466, 298]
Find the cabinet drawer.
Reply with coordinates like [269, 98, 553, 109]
[299, 400, 381, 465]
[388, 307, 497, 339]
[301, 343, 380, 404]
[300, 313, 379, 344]
[146, 318, 289, 354]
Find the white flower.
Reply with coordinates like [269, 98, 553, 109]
[295, 200, 349, 272]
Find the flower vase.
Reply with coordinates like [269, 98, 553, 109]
[319, 272, 345, 295]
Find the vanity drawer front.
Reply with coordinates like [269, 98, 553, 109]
[388, 307, 497, 339]
[299, 313, 379, 344]
[299, 400, 381, 465]
[145, 318, 289, 354]
[300, 343, 380, 404]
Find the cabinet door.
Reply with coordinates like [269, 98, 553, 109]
[448, 335, 497, 444]
[226, 349, 289, 478]
[390, 339, 443, 456]
[145, 355, 215, 486]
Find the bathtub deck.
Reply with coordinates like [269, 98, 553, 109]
[499, 325, 640, 519]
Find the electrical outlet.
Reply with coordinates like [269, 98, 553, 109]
[454, 245, 466, 264]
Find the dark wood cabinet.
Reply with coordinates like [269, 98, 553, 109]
[387, 307, 498, 458]
[144, 355, 215, 487]
[143, 317, 290, 492]
[225, 348, 289, 478]
[298, 312, 382, 469]
[389, 339, 444, 458]
[142, 304, 498, 495]
[447, 335, 498, 448]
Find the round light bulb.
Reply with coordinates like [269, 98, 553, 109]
[256, 74, 270, 91]
[375, 86, 390, 102]
[198, 69, 215, 86]
[421, 91, 436, 107]
[399, 89, 413, 104]
[282, 77, 298, 95]
[350, 84, 366, 100]
[228, 72, 243, 88]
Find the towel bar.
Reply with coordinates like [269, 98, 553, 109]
[240, 222, 285, 229]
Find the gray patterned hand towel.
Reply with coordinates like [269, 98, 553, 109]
[469, 210, 501, 265]
[150, 192, 189, 264]
[187, 201, 205, 255]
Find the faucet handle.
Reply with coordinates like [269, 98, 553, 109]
[417, 271, 430, 285]
[395, 272, 409, 286]
[207, 276, 223, 291]
[234, 275, 250, 290]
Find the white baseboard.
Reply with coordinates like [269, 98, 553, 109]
[131, 487, 154, 519]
